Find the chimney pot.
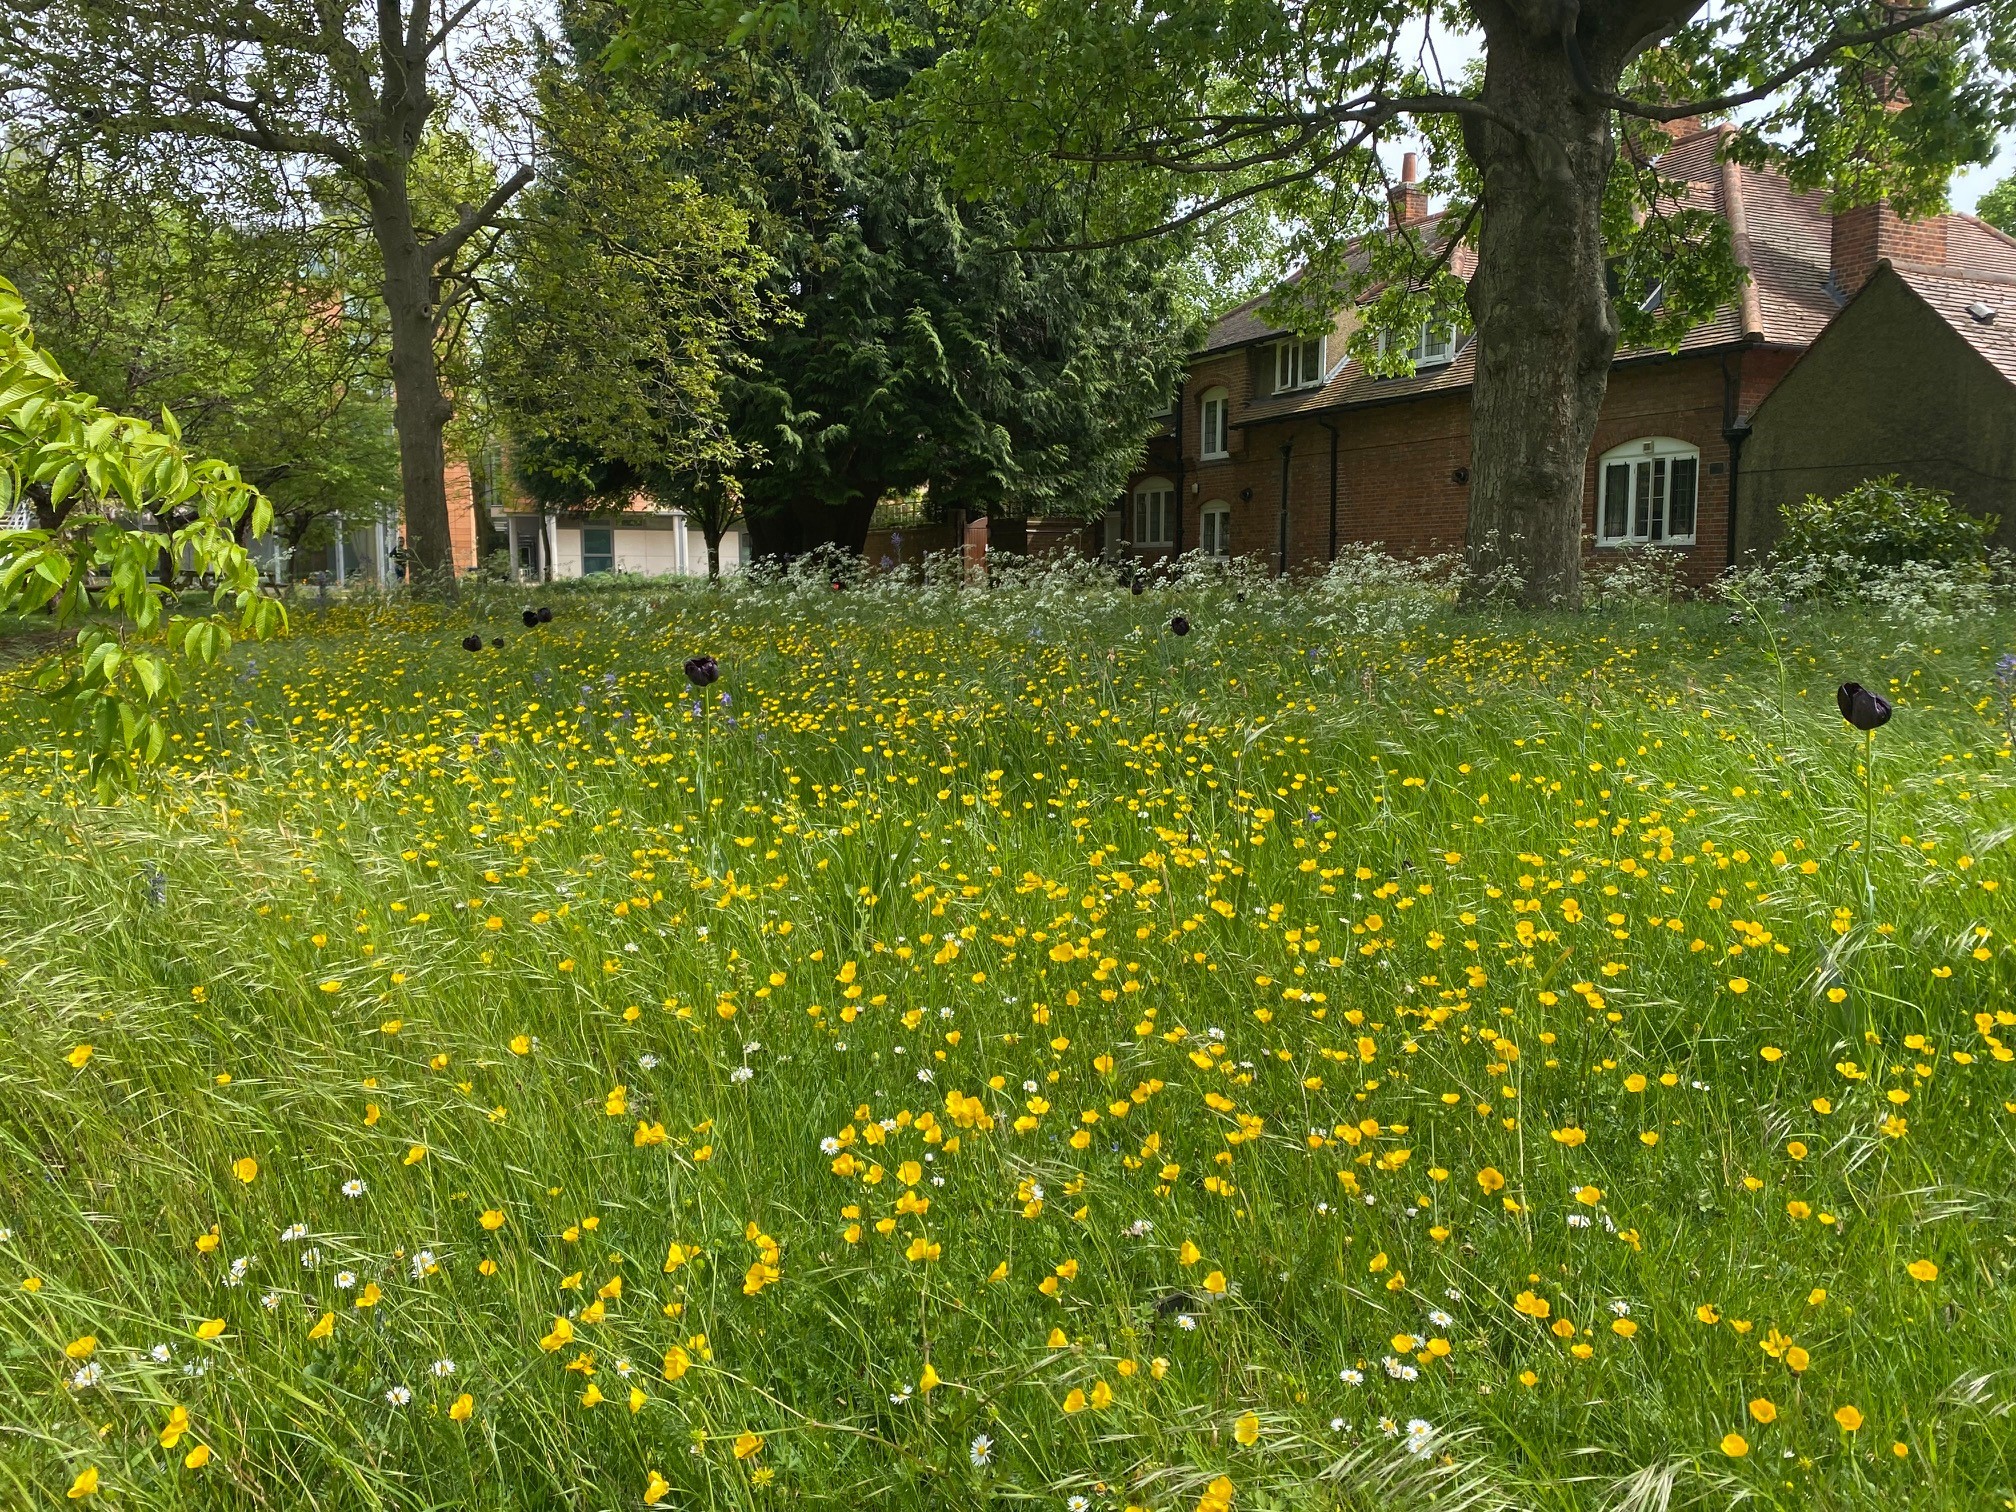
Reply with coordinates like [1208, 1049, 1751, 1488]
[1388, 153, 1428, 227]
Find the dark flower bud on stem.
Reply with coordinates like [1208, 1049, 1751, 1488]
[1836, 682, 1893, 732]
[684, 655, 720, 688]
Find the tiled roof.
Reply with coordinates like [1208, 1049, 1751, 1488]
[1945, 215, 2016, 281]
[1894, 268, 2016, 386]
[1204, 124, 1858, 423]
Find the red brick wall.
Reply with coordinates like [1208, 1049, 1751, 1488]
[440, 460, 480, 574]
[864, 522, 961, 567]
[1832, 204, 1951, 297]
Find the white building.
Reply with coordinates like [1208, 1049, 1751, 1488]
[495, 507, 748, 582]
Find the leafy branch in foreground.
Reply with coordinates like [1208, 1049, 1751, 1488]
[0, 273, 284, 786]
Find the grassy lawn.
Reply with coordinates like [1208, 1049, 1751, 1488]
[1, 567, 2012, 1510]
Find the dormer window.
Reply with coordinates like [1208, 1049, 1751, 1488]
[1378, 322, 1460, 368]
[1273, 337, 1325, 392]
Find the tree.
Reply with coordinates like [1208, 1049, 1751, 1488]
[0, 275, 283, 789]
[483, 75, 774, 579]
[0, 136, 400, 572]
[1979, 168, 2016, 233]
[0, 0, 537, 585]
[613, 9, 1201, 557]
[837, 0, 2015, 605]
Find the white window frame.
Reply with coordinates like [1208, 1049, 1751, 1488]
[1132, 478, 1176, 548]
[1272, 337, 1325, 393]
[1198, 388, 1229, 460]
[1378, 321, 1460, 368]
[1597, 438, 1700, 547]
[1199, 501, 1232, 559]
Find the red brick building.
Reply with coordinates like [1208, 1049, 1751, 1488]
[1114, 128, 2016, 584]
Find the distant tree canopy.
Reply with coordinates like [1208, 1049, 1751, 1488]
[589, 3, 1201, 557]
[1979, 169, 2016, 235]
[0, 139, 398, 564]
[482, 68, 774, 578]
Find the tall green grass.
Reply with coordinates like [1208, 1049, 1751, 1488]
[1, 565, 2012, 1510]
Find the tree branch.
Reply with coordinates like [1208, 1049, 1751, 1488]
[422, 163, 534, 267]
[1570, 0, 1992, 121]
[423, 0, 483, 58]
[84, 104, 368, 176]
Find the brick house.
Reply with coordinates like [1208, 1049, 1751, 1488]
[1115, 129, 2016, 584]
[1736, 244, 2016, 552]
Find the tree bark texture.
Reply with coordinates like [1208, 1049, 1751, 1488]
[1460, 11, 1624, 608]
[369, 181, 456, 589]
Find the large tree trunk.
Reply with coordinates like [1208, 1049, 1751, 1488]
[369, 181, 457, 591]
[1460, 15, 1622, 609]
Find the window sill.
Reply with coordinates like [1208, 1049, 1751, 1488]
[1199, 452, 1230, 463]
[1595, 539, 1696, 550]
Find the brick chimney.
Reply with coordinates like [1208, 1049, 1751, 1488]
[1832, 201, 1949, 298]
[1388, 152, 1427, 227]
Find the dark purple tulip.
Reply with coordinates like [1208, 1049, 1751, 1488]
[490, 638, 505, 650]
[1836, 682, 1893, 732]
[537, 606, 553, 624]
[684, 655, 720, 688]
[1170, 614, 1191, 636]
[461, 633, 483, 653]
[522, 608, 539, 628]
[1130, 577, 1144, 596]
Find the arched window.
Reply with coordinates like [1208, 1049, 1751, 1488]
[1133, 477, 1176, 548]
[1597, 438, 1699, 546]
[1199, 388, 1229, 460]
[1199, 501, 1232, 559]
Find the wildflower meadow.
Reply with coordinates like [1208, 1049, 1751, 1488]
[3, 559, 2014, 1510]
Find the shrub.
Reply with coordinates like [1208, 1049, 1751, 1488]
[1775, 476, 1996, 577]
